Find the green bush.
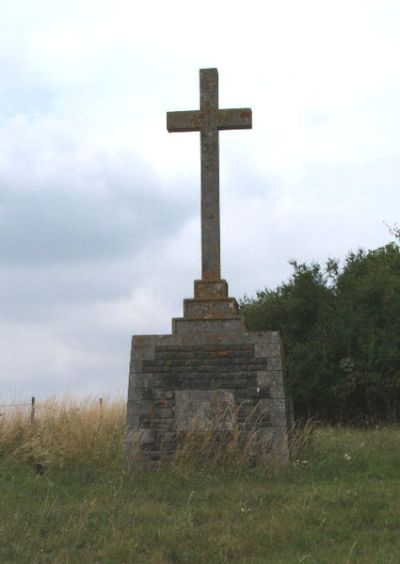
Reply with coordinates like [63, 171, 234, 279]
[241, 242, 400, 423]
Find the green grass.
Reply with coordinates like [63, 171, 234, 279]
[1, 426, 400, 563]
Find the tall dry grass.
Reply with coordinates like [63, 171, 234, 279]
[1, 397, 315, 471]
[170, 406, 290, 470]
[0, 397, 126, 470]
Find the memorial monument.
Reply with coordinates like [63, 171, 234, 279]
[125, 68, 290, 463]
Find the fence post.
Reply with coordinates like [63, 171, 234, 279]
[30, 396, 35, 424]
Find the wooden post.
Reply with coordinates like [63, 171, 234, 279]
[30, 396, 35, 424]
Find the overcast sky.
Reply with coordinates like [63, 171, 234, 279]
[1, 0, 399, 401]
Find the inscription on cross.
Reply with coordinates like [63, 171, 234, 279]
[167, 68, 252, 282]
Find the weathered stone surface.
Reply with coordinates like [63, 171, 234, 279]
[172, 317, 246, 335]
[175, 389, 235, 431]
[125, 328, 290, 463]
[167, 69, 251, 281]
[183, 297, 239, 319]
[125, 68, 290, 465]
[125, 317, 290, 464]
[194, 279, 228, 299]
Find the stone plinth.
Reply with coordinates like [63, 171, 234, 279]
[125, 280, 290, 464]
[125, 68, 290, 465]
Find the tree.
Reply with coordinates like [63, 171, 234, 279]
[240, 241, 400, 423]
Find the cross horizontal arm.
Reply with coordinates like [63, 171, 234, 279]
[218, 108, 252, 130]
[167, 110, 202, 132]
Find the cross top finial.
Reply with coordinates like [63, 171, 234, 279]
[167, 68, 252, 282]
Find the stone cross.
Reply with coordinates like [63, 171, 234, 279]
[167, 68, 252, 282]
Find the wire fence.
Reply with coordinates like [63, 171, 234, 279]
[0, 397, 105, 423]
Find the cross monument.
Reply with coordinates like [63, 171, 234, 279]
[167, 68, 252, 282]
[125, 68, 290, 465]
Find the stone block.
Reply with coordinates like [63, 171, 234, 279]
[257, 371, 285, 399]
[172, 317, 246, 336]
[194, 279, 229, 299]
[175, 389, 236, 431]
[125, 311, 290, 465]
[184, 298, 239, 319]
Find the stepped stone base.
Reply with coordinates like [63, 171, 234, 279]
[125, 280, 290, 464]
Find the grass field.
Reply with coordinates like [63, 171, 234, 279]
[0, 399, 399, 563]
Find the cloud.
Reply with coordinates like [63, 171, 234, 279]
[1, 154, 193, 267]
[0, 0, 399, 400]
[0, 91, 200, 265]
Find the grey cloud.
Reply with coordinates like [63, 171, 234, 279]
[0, 153, 195, 267]
[1, 261, 132, 322]
[0, 35, 197, 270]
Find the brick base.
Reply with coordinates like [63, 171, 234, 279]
[125, 329, 290, 464]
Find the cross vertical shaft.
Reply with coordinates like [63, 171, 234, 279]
[200, 69, 220, 280]
[167, 68, 252, 283]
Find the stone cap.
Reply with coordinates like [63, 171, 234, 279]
[172, 316, 247, 336]
[194, 279, 228, 299]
